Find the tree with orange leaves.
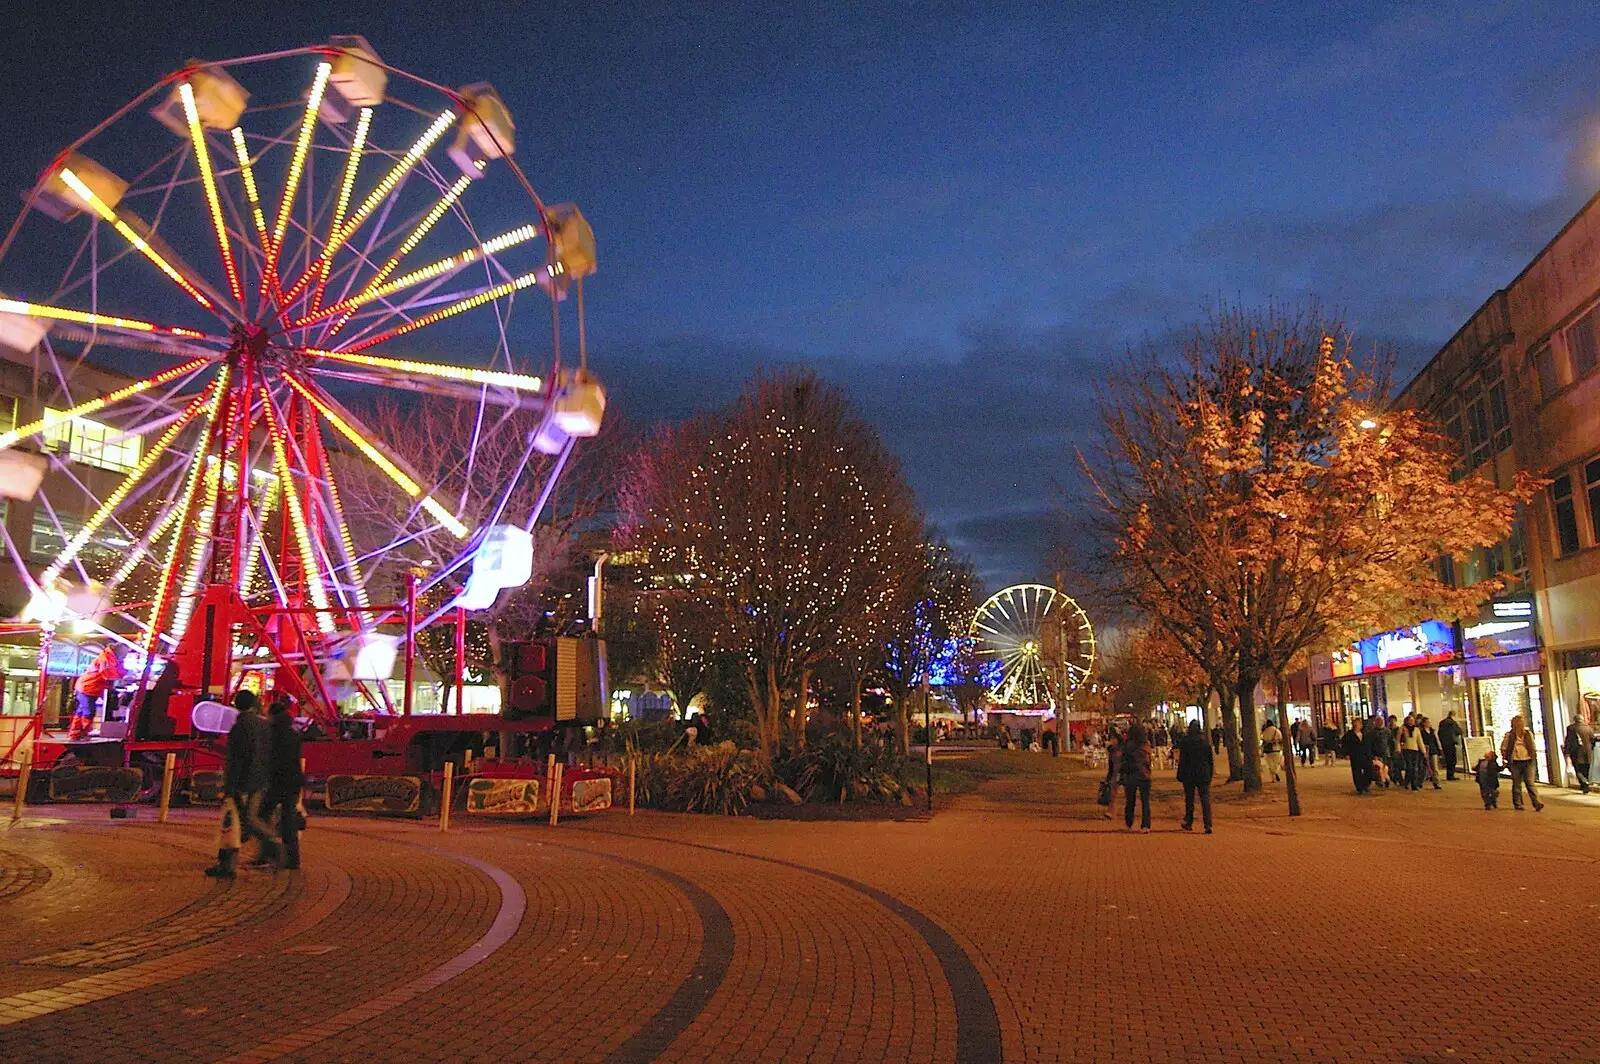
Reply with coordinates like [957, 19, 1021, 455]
[1088, 303, 1533, 806]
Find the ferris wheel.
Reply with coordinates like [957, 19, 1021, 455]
[970, 583, 1094, 709]
[0, 38, 603, 718]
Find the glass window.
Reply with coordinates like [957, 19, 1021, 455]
[0, 395, 15, 436]
[1487, 379, 1510, 451]
[1588, 460, 1600, 547]
[40, 409, 141, 474]
[28, 509, 130, 574]
[1535, 345, 1561, 400]
[1554, 474, 1581, 555]
[1570, 306, 1600, 378]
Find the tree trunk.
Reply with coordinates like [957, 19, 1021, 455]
[895, 694, 910, 756]
[1219, 685, 1243, 782]
[851, 675, 863, 748]
[748, 661, 783, 765]
[1275, 672, 1302, 817]
[1236, 672, 1263, 793]
[790, 669, 810, 751]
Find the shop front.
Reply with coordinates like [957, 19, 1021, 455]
[1309, 620, 1465, 736]
[1464, 594, 1554, 783]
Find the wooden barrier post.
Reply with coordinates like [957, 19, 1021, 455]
[628, 756, 636, 816]
[11, 748, 31, 823]
[439, 762, 454, 832]
[158, 752, 177, 823]
[548, 762, 563, 827]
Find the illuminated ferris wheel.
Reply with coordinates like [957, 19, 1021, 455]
[970, 583, 1095, 708]
[0, 38, 603, 715]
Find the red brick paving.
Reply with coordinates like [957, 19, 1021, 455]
[1, 757, 1597, 1062]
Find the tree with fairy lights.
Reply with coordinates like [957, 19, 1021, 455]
[618, 369, 923, 763]
[881, 540, 976, 753]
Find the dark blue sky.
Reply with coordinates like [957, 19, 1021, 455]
[6, 1, 1600, 591]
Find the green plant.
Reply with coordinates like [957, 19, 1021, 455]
[782, 734, 904, 802]
[673, 741, 760, 815]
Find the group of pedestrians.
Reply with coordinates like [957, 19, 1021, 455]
[1338, 711, 1451, 795]
[204, 689, 304, 879]
[1099, 719, 1214, 833]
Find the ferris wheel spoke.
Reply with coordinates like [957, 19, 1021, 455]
[279, 108, 460, 307]
[55, 167, 224, 319]
[310, 106, 373, 314]
[290, 222, 542, 332]
[261, 62, 331, 299]
[338, 267, 547, 352]
[0, 358, 212, 450]
[282, 372, 469, 539]
[178, 82, 244, 307]
[302, 347, 545, 393]
[304, 365, 533, 408]
[0, 297, 213, 341]
[258, 385, 335, 629]
[310, 420, 369, 609]
[230, 126, 271, 257]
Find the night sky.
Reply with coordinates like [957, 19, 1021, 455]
[5, 1, 1600, 592]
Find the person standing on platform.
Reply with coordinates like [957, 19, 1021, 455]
[1176, 720, 1214, 833]
[1500, 716, 1544, 812]
[69, 645, 124, 741]
[1564, 715, 1594, 794]
[1438, 711, 1463, 781]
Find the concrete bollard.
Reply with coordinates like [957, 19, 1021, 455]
[158, 753, 176, 823]
[439, 762, 454, 832]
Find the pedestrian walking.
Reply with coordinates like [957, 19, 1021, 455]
[1366, 715, 1392, 788]
[1500, 715, 1544, 812]
[1210, 723, 1223, 755]
[1119, 722, 1153, 832]
[1438, 711, 1463, 780]
[1341, 720, 1370, 794]
[1563, 715, 1594, 794]
[1386, 714, 1404, 785]
[69, 645, 124, 741]
[1176, 720, 1213, 833]
[1102, 722, 1125, 820]
[1041, 715, 1059, 757]
[1259, 719, 1283, 782]
[257, 693, 304, 871]
[205, 690, 278, 879]
[1296, 718, 1316, 766]
[1474, 748, 1502, 810]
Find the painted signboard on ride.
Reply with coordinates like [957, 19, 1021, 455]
[325, 774, 422, 813]
[464, 777, 541, 815]
[571, 776, 612, 813]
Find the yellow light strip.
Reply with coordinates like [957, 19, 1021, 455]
[0, 358, 210, 450]
[304, 348, 544, 392]
[230, 127, 268, 250]
[58, 168, 215, 312]
[345, 268, 544, 351]
[260, 387, 334, 628]
[264, 62, 332, 294]
[283, 374, 469, 539]
[39, 390, 211, 587]
[312, 106, 372, 314]
[169, 458, 226, 641]
[282, 109, 458, 300]
[317, 428, 369, 609]
[290, 223, 540, 330]
[323, 174, 472, 334]
[0, 298, 207, 339]
[145, 369, 230, 654]
[237, 467, 280, 596]
[179, 82, 242, 305]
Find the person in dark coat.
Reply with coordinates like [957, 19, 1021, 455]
[1438, 711, 1463, 780]
[1210, 723, 1223, 754]
[1176, 719, 1214, 833]
[256, 693, 304, 870]
[1364, 715, 1391, 788]
[1119, 722, 1154, 832]
[1341, 720, 1370, 795]
[206, 690, 278, 878]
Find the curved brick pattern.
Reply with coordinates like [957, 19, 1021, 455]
[0, 849, 50, 902]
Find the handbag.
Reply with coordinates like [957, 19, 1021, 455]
[1096, 779, 1112, 805]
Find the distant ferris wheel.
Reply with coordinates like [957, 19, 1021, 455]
[970, 583, 1095, 708]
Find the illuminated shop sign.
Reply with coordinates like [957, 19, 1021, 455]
[1356, 620, 1458, 673]
[1463, 595, 1538, 659]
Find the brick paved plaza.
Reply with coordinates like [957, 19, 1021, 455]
[1, 754, 1596, 1063]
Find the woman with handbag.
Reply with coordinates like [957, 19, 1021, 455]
[1120, 722, 1154, 832]
[1101, 722, 1124, 819]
